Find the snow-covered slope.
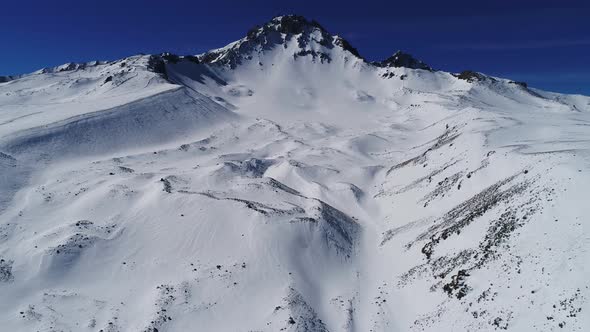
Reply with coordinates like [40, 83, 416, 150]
[1, 15, 589, 332]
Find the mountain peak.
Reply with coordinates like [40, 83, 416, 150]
[198, 15, 362, 68]
[378, 50, 432, 71]
[247, 15, 328, 37]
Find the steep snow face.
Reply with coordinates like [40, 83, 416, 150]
[1, 15, 590, 332]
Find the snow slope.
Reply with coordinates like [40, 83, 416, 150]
[0, 15, 589, 332]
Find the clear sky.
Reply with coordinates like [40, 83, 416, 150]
[2, 0, 589, 95]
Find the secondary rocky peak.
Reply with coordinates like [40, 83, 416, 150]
[454, 70, 496, 83]
[379, 51, 432, 71]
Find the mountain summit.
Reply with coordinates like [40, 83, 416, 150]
[198, 15, 363, 68]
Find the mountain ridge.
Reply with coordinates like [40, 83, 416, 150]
[3, 14, 587, 100]
[1, 15, 435, 82]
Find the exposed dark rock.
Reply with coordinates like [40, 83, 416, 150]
[415, 174, 529, 257]
[509, 80, 527, 88]
[455, 70, 497, 83]
[50, 233, 96, 255]
[190, 191, 304, 216]
[313, 200, 360, 257]
[183, 55, 200, 64]
[198, 15, 363, 69]
[294, 50, 332, 63]
[160, 52, 180, 64]
[160, 177, 172, 193]
[443, 269, 470, 299]
[74, 220, 93, 228]
[221, 158, 275, 178]
[266, 178, 302, 196]
[422, 172, 463, 206]
[118, 166, 134, 173]
[284, 288, 329, 332]
[333, 36, 363, 59]
[381, 72, 396, 79]
[386, 126, 460, 176]
[0, 76, 16, 83]
[147, 55, 168, 79]
[377, 51, 432, 71]
[271, 15, 326, 35]
[0, 258, 14, 282]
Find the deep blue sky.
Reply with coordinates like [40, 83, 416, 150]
[2, 0, 589, 94]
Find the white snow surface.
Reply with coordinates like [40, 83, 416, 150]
[1, 17, 589, 332]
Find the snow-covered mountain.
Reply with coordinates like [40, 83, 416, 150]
[1, 15, 589, 332]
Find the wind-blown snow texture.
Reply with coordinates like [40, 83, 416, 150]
[0, 15, 589, 332]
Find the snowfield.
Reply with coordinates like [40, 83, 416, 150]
[0, 15, 589, 332]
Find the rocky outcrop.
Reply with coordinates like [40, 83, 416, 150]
[377, 50, 432, 70]
[198, 15, 363, 68]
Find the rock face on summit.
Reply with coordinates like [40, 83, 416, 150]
[0, 14, 589, 332]
[198, 15, 363, 68]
